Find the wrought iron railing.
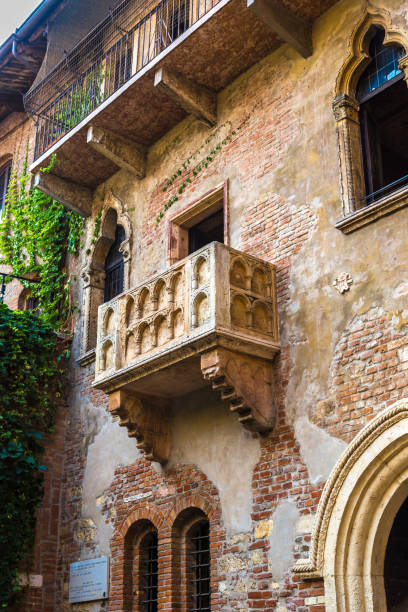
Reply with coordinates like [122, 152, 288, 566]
[363, 173, 408, 206]
[24, 0, 220, 161]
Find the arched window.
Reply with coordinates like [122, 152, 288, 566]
[124, 520, 158, 612]
[356, 28, 407, 204]
[0, 161, 11, 215]
[186, 518, 210, 611]
[104, 224, 125, 303]
[172, 507, 211, 610]
[139, 530, 158, 612]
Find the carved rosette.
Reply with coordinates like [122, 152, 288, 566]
[201, 348, 275, 433]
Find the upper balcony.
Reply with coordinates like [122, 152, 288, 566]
[25, 0, 334, 212]
[93, 242, 279, 462]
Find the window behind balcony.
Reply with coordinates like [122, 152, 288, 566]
[188, 209, 224, 254]
[357, 29, 408, 205]
[104, 224, 125, 302]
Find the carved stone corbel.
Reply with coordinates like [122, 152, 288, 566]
[201, 348, 275, 432]
[109, 389, 171, 464]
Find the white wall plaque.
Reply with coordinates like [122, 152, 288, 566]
[69, 557, 109, 603]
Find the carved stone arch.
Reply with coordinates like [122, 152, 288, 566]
[230, 255, 251, 290]
[252, 299, 272, 333]
[335, 8, 408, 98]
[294, 398, 408, 612]
[81, 190, 133, 355]
[230, 291, 251, 328]
[333, 7, 408, 218]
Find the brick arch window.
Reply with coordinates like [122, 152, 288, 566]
[124, 519, 158, 612]
[333, 11, 408, 233]
[0, 160, 11, 215]
[187, 518, 210, 611]
[172, 507, 211, 610]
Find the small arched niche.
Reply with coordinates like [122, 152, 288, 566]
[193, 292, 208, 327]
[230, 294, 249, 328]
[230, 258, 248, 290]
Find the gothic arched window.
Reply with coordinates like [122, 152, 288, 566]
[104, 224, 125, 302]
[356, 28, 407, 204]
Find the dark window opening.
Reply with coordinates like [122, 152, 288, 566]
[26, 295, 40, 312]
[140, 531, 158, 612]
[188, 209, 224, 255]
[104, 224, 125, 302]
[188, 520, 210, 612]
[357, 29, 408, 204]
[0, 162, 11, 214]
[384, 496, 408, 610]
[170, 1, 189, 41]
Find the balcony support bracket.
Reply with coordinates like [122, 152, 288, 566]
[34, 172, 92, 217]
[87, 126, 147, 179]
[154, 68, 217, 127]
[109, 389, 171, 464]
[201, 348, 276, 433]
[247, 0, 312, 58]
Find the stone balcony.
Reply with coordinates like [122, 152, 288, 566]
[94, 242, 279, 462]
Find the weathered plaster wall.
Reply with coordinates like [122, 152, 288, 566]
[3, 0, 408, 608]
[170, 388, 260, 534]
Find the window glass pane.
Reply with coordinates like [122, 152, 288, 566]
[357, 29, 405, 101]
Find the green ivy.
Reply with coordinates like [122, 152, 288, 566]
[0, 304, 62, 608]
[155, 121, 241, 224]
[0, 152, 84, 329]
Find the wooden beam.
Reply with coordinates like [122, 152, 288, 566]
[34, 172, 92, 217]
[247, 0, 312, 58]
[154, 68, 217, 127]
[87, 126, 146, 179]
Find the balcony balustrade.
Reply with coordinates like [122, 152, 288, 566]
[25, 0, 327, 209]
[93, 242, 279, 462]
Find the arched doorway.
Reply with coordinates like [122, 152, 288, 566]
[384, 497, 408, 611]
[293, 398, 408, 612]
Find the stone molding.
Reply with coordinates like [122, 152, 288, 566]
[81, 190, 133, 354]
[333, 8, 408, 221]
[293, 398, 408, 610]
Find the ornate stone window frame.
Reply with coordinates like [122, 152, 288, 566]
[293, 398, 408, 612]
[333, 9, 408, 233]
[78, 190, 132, 363]
[167, 180, 229, 265]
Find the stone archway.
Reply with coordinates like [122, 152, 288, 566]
[294, 399, 408, 612]
[80, 190, 132, 355]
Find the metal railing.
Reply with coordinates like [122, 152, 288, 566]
[24, 0, 219, 161]
[363, 173, 408, 206]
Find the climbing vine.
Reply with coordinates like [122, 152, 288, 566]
[0, 304, 62, 608]
[0, 152, 84, 330]
[155, 120, 243, 224]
